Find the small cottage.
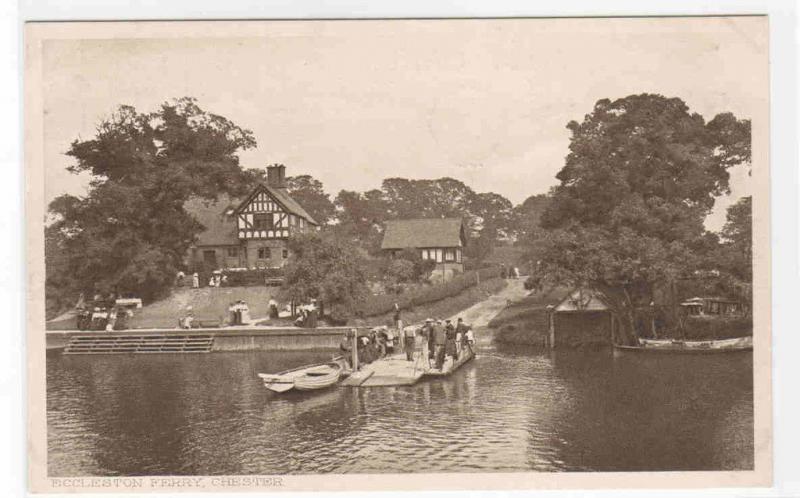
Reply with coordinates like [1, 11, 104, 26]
[380, 218, 467, 276]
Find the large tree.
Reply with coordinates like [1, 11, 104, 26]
[47, 98, 256, 308]
[285, 174, 337, 225]
[719, 196, 752, 279]
[530, 94, 751, 344]
[281, 231, 369, 321]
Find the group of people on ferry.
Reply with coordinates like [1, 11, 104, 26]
[340, 317, 475, 371]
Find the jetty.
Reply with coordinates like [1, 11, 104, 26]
[340, 346, 475, 387]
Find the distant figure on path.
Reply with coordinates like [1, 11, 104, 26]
[192, 272, 199, 288]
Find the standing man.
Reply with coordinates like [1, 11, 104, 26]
[192, 272, 199, 289]
[444, 319, 457, 361]
[433, 319, 447, 370]
[403, 325, 416, 361]
[393, 303, 403, 351]
[456, 317, 471, 356]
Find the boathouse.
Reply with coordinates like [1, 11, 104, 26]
[547, 287, 614, 348]
[380, 218, 467, 277]
[185, 165, 318, 270]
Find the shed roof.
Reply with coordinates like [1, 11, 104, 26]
[381, 218, 466, 250]
[554, 287, 611, 312]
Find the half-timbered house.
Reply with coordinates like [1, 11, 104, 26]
[185, 165, 318, 270]
[381, 218, 467, 276]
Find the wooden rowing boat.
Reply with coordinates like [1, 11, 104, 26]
[614, 336, 752, 353]
[258, 361, 343, 393]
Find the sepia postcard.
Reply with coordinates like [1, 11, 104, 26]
[25, 17, 771, 493]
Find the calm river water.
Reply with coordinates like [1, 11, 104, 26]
[47, 341, 753, 475]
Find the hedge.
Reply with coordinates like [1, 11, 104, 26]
[356, 266, 501, 317]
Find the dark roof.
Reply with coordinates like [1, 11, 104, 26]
[381, 218, 466, 250]
[185, 194, 241, 246]
[258, 184, 318, 226]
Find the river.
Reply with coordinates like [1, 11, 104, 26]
[46, 342, 753, 476]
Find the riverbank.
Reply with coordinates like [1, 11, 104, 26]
[46, 278, 517, 352]
[490, 289, 753, 348]
[351, 278, 508, 327]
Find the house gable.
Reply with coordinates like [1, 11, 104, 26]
[234, 186, 302, 240]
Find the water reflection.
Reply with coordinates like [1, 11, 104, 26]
[47, 347, 753, 476]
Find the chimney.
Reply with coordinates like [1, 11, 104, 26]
[266, 164, 287, 191]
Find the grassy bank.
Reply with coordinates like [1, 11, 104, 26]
[47, 278, 508, 331]
[354, 278, 507, 327]
[46, 286, 284, 330]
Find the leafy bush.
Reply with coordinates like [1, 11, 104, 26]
[356, 266, 501, 317]
[386, 259, 416, 284]
[221, 268, 284, 287]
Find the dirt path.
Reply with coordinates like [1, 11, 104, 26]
[446, 278, 528, 327]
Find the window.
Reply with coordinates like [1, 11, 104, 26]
[227, 247, 238, 257]
[421, 249, 429, 260]
[444, 248, 456, 262]
[456, 248, 462, 263]
[435, 249, 443, 263]
[258, 247, 271, 259]
[282, 249, 289, 259]
[253, 213, 273, 230]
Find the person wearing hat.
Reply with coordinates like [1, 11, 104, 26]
[424, 318, 435, 366]
[419, 319, 433, 367]
[455, 317, 470, 355]
[340, 330, 354, 369]
[444, 319, 457, 361]
[433, 319, 447, 370]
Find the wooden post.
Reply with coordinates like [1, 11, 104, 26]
[548, 310, 556, 349]
[610, 313, 616, 345]
[351, 329, 359, 371]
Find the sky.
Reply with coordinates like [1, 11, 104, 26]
[40, 17, 767, 231]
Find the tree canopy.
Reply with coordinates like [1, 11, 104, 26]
[529, 94, 751, 343]
[47, 98, 256, 306]
[281, 231, 369, 321]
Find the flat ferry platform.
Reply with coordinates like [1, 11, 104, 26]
[340, 346, 475, 387]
